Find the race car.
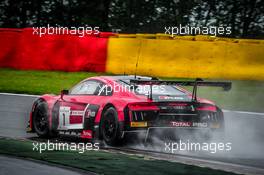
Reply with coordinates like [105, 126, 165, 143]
[28, 75, 231, 145]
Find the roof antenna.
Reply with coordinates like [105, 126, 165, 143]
[134, 39, 142, 79]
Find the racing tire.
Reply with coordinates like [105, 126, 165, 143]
[100, 107, 123, 146]
[216, 107, 225, 130]
[208, 107, 225, 141]
[33, 100, 50, 138]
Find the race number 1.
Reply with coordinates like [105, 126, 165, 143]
[59, 106, 71, 129]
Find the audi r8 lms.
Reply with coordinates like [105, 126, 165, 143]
[28, 75, 231, 146]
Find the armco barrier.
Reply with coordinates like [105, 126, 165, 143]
[0, 29, 264, 80]
[106, 34, 264, 80]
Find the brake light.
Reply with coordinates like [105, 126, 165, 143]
[128, 103, 159, 111]
[196, 106, 217, 112]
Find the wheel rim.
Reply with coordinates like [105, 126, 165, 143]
[34, 104, 48, 133]
[103, 113, 116, 139]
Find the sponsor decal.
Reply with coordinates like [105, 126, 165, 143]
[172, 106, 186, 110]
[162, 106, 186, 110]
[84, 109, 96, 118]
[90, 111, 96, 117]
[159, 96, 184, 100]
[81, 130, 93, 139]
[192, 122, 208, 128]
[130, 122, 148, 127]
[71, 110, 84, 116]
[171, 121, 192, 127]
[170, 121, 208, 128]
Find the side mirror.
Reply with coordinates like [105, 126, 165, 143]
[60, 90, 69, 100]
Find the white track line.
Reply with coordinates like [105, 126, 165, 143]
[223, 109, 264, 116]
[0, 93, 40, 98]
[1, 93, 264, 116]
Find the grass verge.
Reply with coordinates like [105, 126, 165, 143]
[0, 137, 237, 175]
[0, 68, 263, 112]
[0, 68, 100, 95]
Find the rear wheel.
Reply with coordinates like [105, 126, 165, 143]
[33, 100, 50, 138]
[100, 107, 123, 146]
[216, 107, 225, 130]
[215, 107, 225, 138]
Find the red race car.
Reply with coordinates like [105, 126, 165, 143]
[28, 75, 231, 145]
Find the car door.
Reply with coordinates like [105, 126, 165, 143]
[56, 80, 102, 131]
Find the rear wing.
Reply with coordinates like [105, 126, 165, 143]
[130, 78, 232, 101]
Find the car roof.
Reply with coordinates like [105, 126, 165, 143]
[89, 75, 157, 83]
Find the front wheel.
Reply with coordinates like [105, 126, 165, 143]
[33, 100, 50, 138]
[100, 107, 123, 146]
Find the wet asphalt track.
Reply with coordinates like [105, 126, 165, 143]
[0, 93, 264, 174]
